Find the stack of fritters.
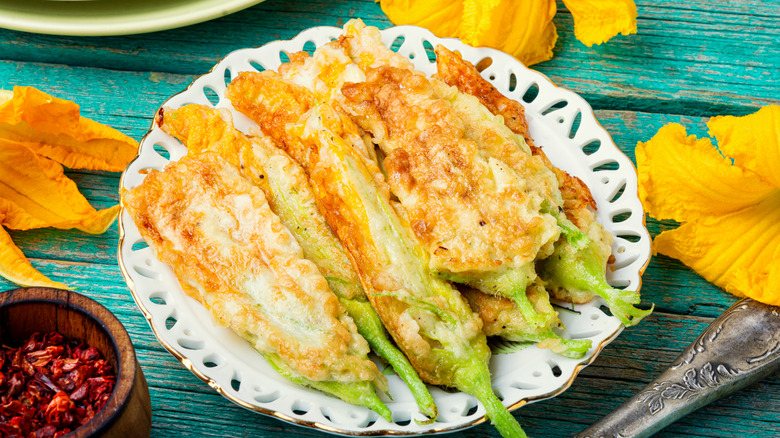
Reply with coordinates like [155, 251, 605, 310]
[123, 18, 650, 438]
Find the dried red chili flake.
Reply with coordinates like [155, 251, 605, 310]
[0, 332, 115, 438]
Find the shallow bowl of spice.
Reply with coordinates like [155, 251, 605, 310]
[0, 287, 151, 438]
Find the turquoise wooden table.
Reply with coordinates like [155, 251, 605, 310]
[1, 1, 778, 436]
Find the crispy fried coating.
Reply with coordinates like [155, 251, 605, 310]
[278, 19, 414, 106]
[339, 20, 415, 71]
[157, 104, 437, 417]
[279, 46, 365, 104]
[340, 65, 560, 275]
[157, 104, 363, 301]
[156, 105, 274, 197]
[227, 71, 488, 386]
[123, 152, 385, 386]
[461, 282, 556, 338]
[432, 43, 617, 309]
[462, 280, 594, 358]
[434, 47, 614, 307]
[558, 172, 599, 230]
[433, 44, 597, 230]
[434, 45, 534, 148]
[275, 22, 564, 330]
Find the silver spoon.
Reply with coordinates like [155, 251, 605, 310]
[576, 297, 780, 438]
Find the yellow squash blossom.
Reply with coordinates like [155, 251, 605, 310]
[380, 0, 637, 66]
[0, 87, 138, 172]
[562, 0, 637, 46]
[0, 86, 138, 289]
[0, 209, 69, 289]
[637, 105, 780, 305]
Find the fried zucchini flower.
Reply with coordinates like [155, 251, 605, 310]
[637, 105, 780, 305]
[0, 86, 138, 288]
[380, 0, 637, 66]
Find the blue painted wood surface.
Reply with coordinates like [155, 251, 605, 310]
[0, 1, 778, 437]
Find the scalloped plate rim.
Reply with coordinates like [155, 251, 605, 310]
[118, 23, 651, 436]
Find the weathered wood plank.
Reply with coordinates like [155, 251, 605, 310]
[0, 60, 186, 141]
[521, 312, 780, 437]
[0, 0, 776, 114]
[543, 0, 780, 114]
[0, 0, 390, 75]
[1, 264, 775, 437]
[1, 1, 777, 436]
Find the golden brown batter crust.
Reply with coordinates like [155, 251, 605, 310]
[434, 44, 597, 229]
[435, 45, 535, 148]
[461, 282, 555, 337]
[340, 65, 558, 274]
[227, 71, 487, 386]
[123, 152, 384, 385]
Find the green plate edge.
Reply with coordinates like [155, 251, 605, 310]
[0, 0, 266, 36]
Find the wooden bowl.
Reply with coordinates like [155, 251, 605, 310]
[0, 287, 152, 438]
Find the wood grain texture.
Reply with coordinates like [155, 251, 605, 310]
[0, 0, 778, 437]
[0, 288, 152, 438]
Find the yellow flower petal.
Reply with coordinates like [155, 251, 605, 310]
[738, 244, 780, 305]
[0, 86, 138, 172]
[461, 0, 558, 66]
[380, 0, 462, 37]
[708, 105, 780, 188]
[654, 190, 780, 303]
[640, 105, 780, 306]
[0, 139, 119, 233]
[159, 105, 243, 160]
[561, 0, 637, 46]
[637, 122, 775, 221]
[380, 0, 558, 66]
[0, 220, 71, 289]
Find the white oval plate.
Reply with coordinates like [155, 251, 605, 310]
[118, 24, 651, 436]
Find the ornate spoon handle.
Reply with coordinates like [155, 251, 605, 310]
[576, 298, 780, 438]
